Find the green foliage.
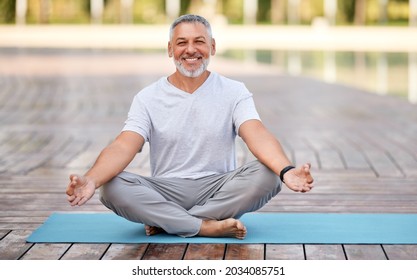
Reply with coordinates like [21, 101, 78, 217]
[338, 0, 355, 23]
[180, 0, 192, 15]
[258, 0, 272, 23]
[0, 0, 414, 25]
[0, 0, 15, 23]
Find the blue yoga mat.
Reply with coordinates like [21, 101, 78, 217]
[26, 212, 417, 244]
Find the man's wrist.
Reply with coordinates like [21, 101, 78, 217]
[84, 174, 101, 189]
[280, 165, 295, 183]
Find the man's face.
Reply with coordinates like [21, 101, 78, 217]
[168, 22, 216, 78]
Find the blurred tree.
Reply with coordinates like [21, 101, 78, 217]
[379, 0, 388, 23]
[1, 0, 414, 26]
[258, 0, 272, 23]
[132, 0, 165, 24]
[120, 0, 133, 23]
[354, 0, 366, 24]
[222, 0, 244, 23]
[411, 0, 417, 25]
[339, 0, 355, 23]
[39, 0, 49, 23]
[0, 0, 16, 23]
[271, 0, 286, 24]
[180, 0, 192, 14]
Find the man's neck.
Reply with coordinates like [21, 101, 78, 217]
[168, 71, 211, 94]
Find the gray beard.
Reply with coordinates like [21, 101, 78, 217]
[174, 57, 210, 78]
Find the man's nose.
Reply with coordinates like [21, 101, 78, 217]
[186, 43, 196, 54]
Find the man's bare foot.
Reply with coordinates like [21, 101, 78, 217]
[198, 218, 247, 239]
[145, 225, 165, 236]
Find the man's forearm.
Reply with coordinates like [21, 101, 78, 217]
[240, 120, 293, 176]
[84, 144, 134, 188]
[83, 131, 144, 188]
[250, 130, 292, 175]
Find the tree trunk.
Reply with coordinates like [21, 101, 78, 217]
[15, 0, 27, 25]
[39, 0, 49, 24]
[271, 0, 285, 24]
[354, 0, 366, 25]
[90, 0, 104, 24]
[120, 0, 133, 24]
[410, 0, 417, 26]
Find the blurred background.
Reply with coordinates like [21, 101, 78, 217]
[0, 0, 415, 25]
[0, 0, 416, 103]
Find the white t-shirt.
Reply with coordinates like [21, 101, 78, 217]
[123, 72, 260, 179]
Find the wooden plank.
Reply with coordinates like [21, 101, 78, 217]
[265, 244, 305, 260]
[0, 132, 34, 173]
[0, 224, 42, 230]
[46, 138, 90, 168]
[183, 244, 225, 260]
[369, 134, 417, 178]
[102, 244, 148, 260]
[293, 149, 319, 169]
[264, 197, 417, 207]
[60, 243, 110, 260]
[259, 205, 417, 213]
[344, 245, 387, 260]
[142, 244, 187, 260]
[305, 245, 346, 260]
[0, 217, 46, 223]
[0, 211, 65, 217]
[224, 244, 264, 260]
[0, 230, 10, 239]
[20, 243, 71, 260]
[0, 230, 33, 260]
[8, 134, 70, 174]
[317, 149, 345, 170]
[0, 204, 108, 212]
[364, 150, 404, 178]
[329, 136, 370, 169]
[383, 245, 417, 260]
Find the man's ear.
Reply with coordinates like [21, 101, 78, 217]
[168, 41, 173, 57]
[211, 38, 216, 56]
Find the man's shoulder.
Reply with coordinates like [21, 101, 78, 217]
[211, 72, 247, 90]
[210, 72, 251, 100]
[134, 77, 165, 99]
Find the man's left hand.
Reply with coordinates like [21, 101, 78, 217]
[283, 163, 314, 193]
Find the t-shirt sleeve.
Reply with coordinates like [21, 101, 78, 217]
[233, 88, 261, 135]
[122, 94, 151, 142]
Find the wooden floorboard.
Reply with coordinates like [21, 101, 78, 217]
[224, 244, 264, 260]
[0, 230, 33, 260]
[60, 244, 110, 260]
[142, 244, 187, 260]
[344, 245, 387, 260]
[101, 244, 148, 260]
[304, 245, 346, 260]
[265, 244, 305, 260]
[1, 48, 416, 261]
[383, 245, 417, 260]
[183, 244, 226, 260]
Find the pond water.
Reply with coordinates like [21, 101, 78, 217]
[221, 50, 417, 104]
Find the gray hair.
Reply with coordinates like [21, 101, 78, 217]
[169, 14, 212, 41]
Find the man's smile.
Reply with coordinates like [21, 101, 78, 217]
[183, 57, 201, 63]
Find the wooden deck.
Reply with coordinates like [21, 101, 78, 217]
[1, 48, 417, 260]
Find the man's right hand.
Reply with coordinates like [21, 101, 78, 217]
[66, 174, 96, 206]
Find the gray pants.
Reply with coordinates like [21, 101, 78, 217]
[99, 160, 281, 237]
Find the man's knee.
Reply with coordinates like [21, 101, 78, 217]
[99, 172, 134, 209]
[252, 161, 281, 196]
[237, 161, 281, 200]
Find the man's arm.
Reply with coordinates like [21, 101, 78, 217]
[66, 131, 145, 206]
[239, 119, 313, 192]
